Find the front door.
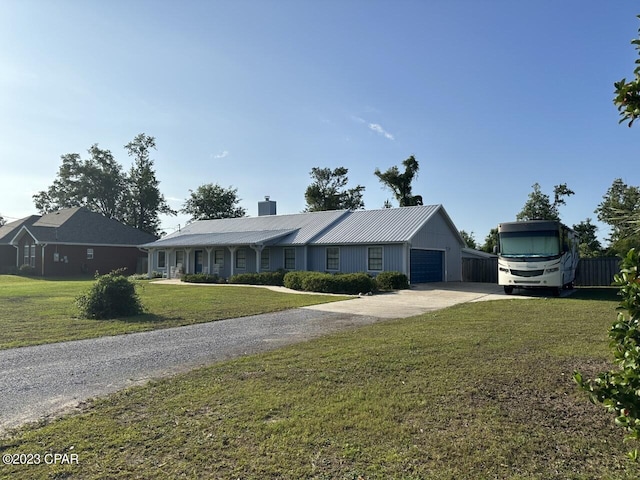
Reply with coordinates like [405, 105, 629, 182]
[195, 250, 203, 273]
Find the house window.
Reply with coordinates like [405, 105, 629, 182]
[261, 249, 270, 271]
[158, 251, 166, 269]
[24, 244, 29, 266]
[236, 249, 246, 269]
[214, 249, 224, 266]
[284, 248, 296, 270]
[175, 250, 184, 267]
[326, 247, 340, 271]
[87, 248, 94, 260]
[368, 247, 383, 271]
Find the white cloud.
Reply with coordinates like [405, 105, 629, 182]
[368, 123, 395, 140]
[212, 150, 229, 159]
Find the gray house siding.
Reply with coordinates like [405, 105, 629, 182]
[142, 205, 465, 283]
[307, 244, 405, 275]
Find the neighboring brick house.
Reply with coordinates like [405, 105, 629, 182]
[0, 207, 157, 276]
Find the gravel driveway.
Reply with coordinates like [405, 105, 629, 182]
[0, 309, 378, 433]
[0, 282, 516, 434]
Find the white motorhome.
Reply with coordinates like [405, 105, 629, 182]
[496, 220, 579, 295]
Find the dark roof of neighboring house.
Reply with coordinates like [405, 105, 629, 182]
[1, 207, 157, 246]
[0, 215, 39, 244]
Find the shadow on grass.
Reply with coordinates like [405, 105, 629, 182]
[571, 287, 619, 302]
[89, 312, 186, 325]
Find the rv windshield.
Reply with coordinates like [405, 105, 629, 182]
[499, 230, 560, 259]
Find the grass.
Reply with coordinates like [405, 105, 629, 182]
[2, 288, 638, 479]
[0, 275, 351, 349]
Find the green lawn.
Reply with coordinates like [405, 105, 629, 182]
[1, 288, 637, 479]
[0, 275, 351, 349]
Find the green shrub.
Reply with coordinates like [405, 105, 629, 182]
[18, 264, 36, 276]
[283, 271, 306, 291]
[76, 269, 144, 319]
[575, 249, 640, 460]
[229, 269, 286, 286]
[375, 271, 410, 290]
[181, 273, 223, 284]
[284, 271, 376, 295]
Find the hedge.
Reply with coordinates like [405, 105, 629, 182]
[181, 273, 224, 284]
[375, 271, 410, 291]
[284, 271, 376, 295]
[229, 270, 286, 286]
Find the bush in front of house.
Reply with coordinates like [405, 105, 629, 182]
[76, 269, 144, 319]
[229, 269, 286, 286]
[283, 271, 306, 291]
[18, 264, 36, 276]
[181, 273, 224, 284]
[375, 271, 410, 291]
[284, 271, 376, 295]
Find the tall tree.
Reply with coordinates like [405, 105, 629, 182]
[481, 227, 499, 253]
[573, 218, 603, 258]
[595, 178, 640, 254]
[459, 230, 477, 249]
[182, 183, 246, 221]
[33, 146, 125, 218]
[83, 144, 126, 219]
[304, 167, 365, 212]
[516, 182, 574, 221]
[374, 155, 423, 207]
[122, 134, 176, 236]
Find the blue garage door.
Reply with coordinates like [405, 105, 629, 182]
[410, 249, 443, 283]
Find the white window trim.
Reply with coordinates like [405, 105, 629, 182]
[284, 248, 296, 270]
[87, 248, 94, 260]
[157, 250, 166, 269]
[236, 249, 247, 270]
[367, 246, 384, 272]
[175, 250, 185, 267]
[326, 247, 340, 271]
[261, 248, 271, 271]
[214, 249, 224, 266]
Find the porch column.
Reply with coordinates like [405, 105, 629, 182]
[206, 247, 213, 275]
[184, 248, 192, 274]
[228, 246, 237, 277]
[251, 245, 264, 273]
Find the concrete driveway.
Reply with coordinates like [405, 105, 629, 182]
[302, 282, 510, 318]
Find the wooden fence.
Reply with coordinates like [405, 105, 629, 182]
[461, 258, 498, 283]
[574, 257, 620, 287]
[461, 256, 620, 286]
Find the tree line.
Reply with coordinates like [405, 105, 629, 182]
[5, 133, 636, 256]
[23, 137, 427, 237]
[461, 179, 640, 258]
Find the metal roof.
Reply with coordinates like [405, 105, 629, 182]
[142, 205, 463, 249]
[141, 229, 297, 248]
[155, 210, 348, 247]
[310, 205, 442, 244]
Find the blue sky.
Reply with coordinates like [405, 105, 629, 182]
[1, 0, 639, 245]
